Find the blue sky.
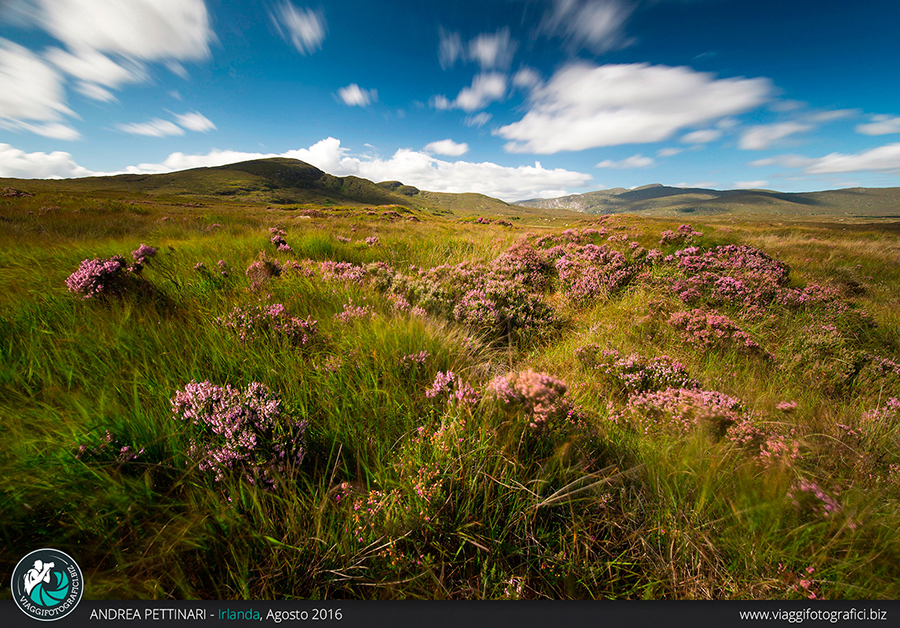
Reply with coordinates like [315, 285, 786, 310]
[1, 0, 900, 201]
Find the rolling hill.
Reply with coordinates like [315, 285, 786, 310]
[0, 158, 516, 215]
[516, 183, 900, 218]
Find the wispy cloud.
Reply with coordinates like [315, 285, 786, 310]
[271, 2, 326, 55]
[498, 62, 772, 154]
[595, 154, 654, 168]
[681, 129, 722, 144]
[115, 118, 185, 137]
[438, 28, 517, 70]
[738, 121, 812, 150]
[0, 39, 79, 139]
[540, 0, 635, 53]
[174, 111, 216, 132]
[856, 115, 900, 136]
[337, 84, 377, 107]
[750, 143, 900, 175]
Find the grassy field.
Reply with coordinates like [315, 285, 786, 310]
[2, 182, 900, 600]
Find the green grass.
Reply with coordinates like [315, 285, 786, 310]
[3, 190, 900, 600]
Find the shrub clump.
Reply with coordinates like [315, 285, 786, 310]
[488, 370, 571, 430]
[217, 303, 316, 346]
[575, 346, 698, 395]
[66, 255, 139, 299]
[172, 380, 307, 489]
[668, 309, 766, 355]
[614, 387, 743, 437]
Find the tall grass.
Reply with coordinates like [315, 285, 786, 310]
[2, 198, 900, 600]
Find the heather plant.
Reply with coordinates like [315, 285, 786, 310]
[487, 370, 571, 430]
[217, 302, 317, 346]
[554, 244, 634, 303]
[425, 371, 481, 407]
[614, 387, 743, 438]
[245, 252, 282, 291]
[668, 308, 767, 356]
[575, 345, 698, 396]
[171, 380, 307, 489]
[659, 224, 703, 246]
[65, 255, 137, 299]
[75, 430, 146, 466]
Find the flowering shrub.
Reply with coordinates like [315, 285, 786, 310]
[615, 387, 743, 437]
[668, 309, 765, 355]
[575, 346, 698, 395]
[488, 370, 570, 430]
[333, 300, 374, 324]
[245, 254, 282, 290]
[400, 351, 430, 369]
[172, 380, 307, 489]
[131, 243, 157, 264]
[554, 244, 633, 303]
[320, 260, 366, 284]
[659, 224, 703, 246]
[426, 371, 481, 407]
[217, 303, 316, 346]
[66, 255, 137, 299]
[664, 244, 790, 309]
[365, 236, 379, 247]
[725, 418, 801, 467]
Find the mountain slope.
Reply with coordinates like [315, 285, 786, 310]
[516, 184, 900, 217]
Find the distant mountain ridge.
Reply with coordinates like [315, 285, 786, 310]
[516, 184, 900, 217]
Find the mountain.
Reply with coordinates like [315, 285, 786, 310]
[0, 158, 515, 215]
[516, 184, 900, 218]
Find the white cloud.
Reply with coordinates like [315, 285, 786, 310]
[681, 128, 722, 144]
[856, 115, 900, 136]
[0, 39, 74, 123]
[74, 82, 116, 102]
[497, 62, 772, 154]
[174, 111, 216, 132]
[338, 84, 377, 107]
[657, 147, 684, 157]
[805, 109, 855, 123]
[438, 28, 516, 70]
[468, 28, 516, 70]
[513, 67, 541, 90]
[465, 112, 492, 128]
[541, 0, 635, 53]
[438, 28, 464, 70]
[595, 154, 654, 168]
[749, 154, 815, 169]
[424, 139, 469, 156]
[804, 143, 900, 175]
[0, 120, 81, 140]
[0, 143, 98, 178]
[271, 2, 326, 55]
[434, 73, 506, 113]
[44, 47, 144, 89]
[734, 180, 768, 189]
[738, 121, 812, 150]
[115, 118, 185, 137]
[32, 0, 214, 61]
[675, 181, 717, 189]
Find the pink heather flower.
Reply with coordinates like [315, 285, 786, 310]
[172, 380, 307, 489]
[618, 387, 743, 437]
[131, 243, 157, 263]
[426, 371, 456, 398]
[488, 370, 568, 429]
[333, 300, 374, 324]
[365, 236, 379, 247]
[217, 260, 230, 276]
[65, 255, 131, 299]
[788, 480, 842, 518]
[400, 351, 430, 369]
[776, 401, 798, 412]
[217, 303, 317, 346]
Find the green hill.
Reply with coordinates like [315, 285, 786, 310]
[516, 184, 900, 218]
[0, 158, 511, 213]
